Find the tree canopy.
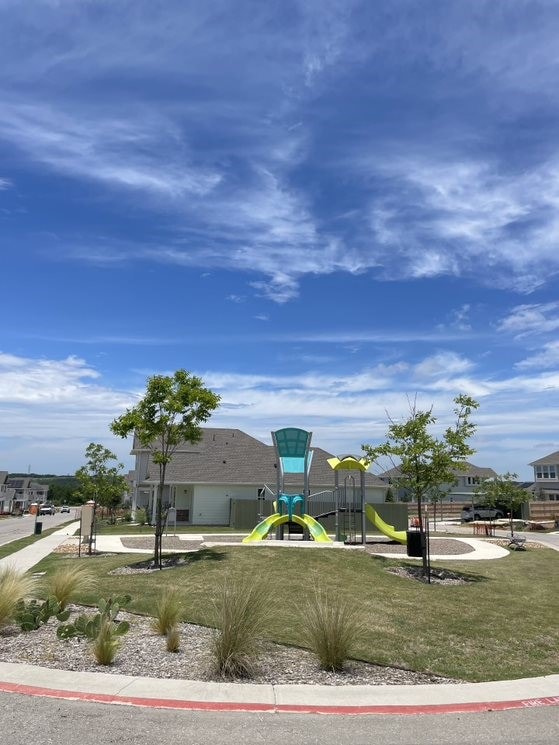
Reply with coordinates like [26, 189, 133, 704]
[363, 394, 479, 569]
[475, 472, 532, 535]
[75, 443, 128, 523]
[110, 369, 220, 567]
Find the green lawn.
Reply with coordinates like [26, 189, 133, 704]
[32, 544, 559, 683]
[0, 522, 74, 561]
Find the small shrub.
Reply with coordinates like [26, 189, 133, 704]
[136, 508, 147, 526]
[210, 575, 270, 679]
[0, 567, 37, 628]
[91, 617, 121, 665]
[152, 587, 182, 636]
[48, 563, 98, 610]
[166, 625, 180, 653]
[301, 587, 365, 672]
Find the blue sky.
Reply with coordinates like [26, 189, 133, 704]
[1, 1, 559, 479]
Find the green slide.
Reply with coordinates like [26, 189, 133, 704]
[365, 504, 407, 544]
[242, 513, 332, 543]
[300, 513, 332, 542]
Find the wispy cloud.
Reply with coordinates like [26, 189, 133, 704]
[0, 103, 221, 199]
[2, 349, 558, 476]
[497, 303, 559, 337]
[366, 153, 559, 291]
[515, 341, 559, 370]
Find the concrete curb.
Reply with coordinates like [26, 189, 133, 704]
[0, 663, 558, 715]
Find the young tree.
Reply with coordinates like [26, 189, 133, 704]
[75, 443, 128, 524]
[476, 472, 532, 536]
[362, 394, 479, 571]
[110, 369, 220, 568]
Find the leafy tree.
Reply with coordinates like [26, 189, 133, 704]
[75, 444, 128, 524]
[110, 369, 220, 568]
[475, 472, 532, 536]
[363, 394, 479, 571]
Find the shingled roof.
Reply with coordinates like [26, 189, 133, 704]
[529, 451, 559, 466]
[380, 462, 497, 480]
[134, 428, 385, 488]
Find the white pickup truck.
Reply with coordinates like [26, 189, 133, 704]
[38, 503, 55, 515]
[461, 505, 504, 522]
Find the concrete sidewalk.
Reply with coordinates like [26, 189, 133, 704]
[0, 522, 81, 572]
[0, 525, 558, 714]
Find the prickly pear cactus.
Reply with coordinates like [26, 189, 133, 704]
[57, 595, 132, 640]
[16, 597, 70, 632]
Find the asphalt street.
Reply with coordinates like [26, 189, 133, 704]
[1, 692, 558, 745]
[0, 511, 79, 548]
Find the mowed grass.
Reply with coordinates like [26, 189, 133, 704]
[33, 546, 559, 682]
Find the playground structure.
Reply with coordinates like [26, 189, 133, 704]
[243, 428, 331, 543]
[243, 428, 407, 545]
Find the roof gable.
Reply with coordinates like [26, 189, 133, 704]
[529, 451, 559, 466]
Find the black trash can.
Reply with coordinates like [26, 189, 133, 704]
[406, 529, 424, 557]
[34, 521, 43, 535]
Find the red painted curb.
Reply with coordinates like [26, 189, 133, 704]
[1, 681, 558, 715]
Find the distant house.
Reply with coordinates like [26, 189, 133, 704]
[379, 462, 498, 504]
[131, 427, 388, 525]
[0, 471, 16, 515]
[528, 452, 559, 501]
[4, 476, 50, 512]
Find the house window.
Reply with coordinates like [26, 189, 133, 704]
[535, 465, 557, 479]
[466, 476, 481, 485]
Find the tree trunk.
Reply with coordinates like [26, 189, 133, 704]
[416, 498, 428, 575]
[154, 478, 164, 569]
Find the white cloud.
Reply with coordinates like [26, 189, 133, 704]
[366, 153, 559, 290]
[414, 352, 475, 379]
[0, 103, 221, 199]
[515, 340, 559, 370]
[497, 303, 559, 337]
[2, 349, 558, 477]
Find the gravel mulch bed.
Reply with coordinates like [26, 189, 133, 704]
[0, 605, 460, 686]
[364, 538, 474, 556]
[119, 536, 204, 551]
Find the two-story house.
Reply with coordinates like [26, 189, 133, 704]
[0, 471, 16, 515]
[528, 452, 559, 501]
[5, 476, 50, 512]
[379, 462, 498, 503]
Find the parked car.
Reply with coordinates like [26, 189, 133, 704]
[461, 505, 504, 522]
[38, 503, 55, 515]
[60, 505, 71, 513]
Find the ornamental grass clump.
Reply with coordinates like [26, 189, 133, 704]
[91, 617, 122, 666]
[48, 563, 98, 610]
[301, 587, 365, 672]
[166, 625, 181, 653]
[152, 586, 182, 636]
[210, 575, 271, 679]
[0, 566, 37, 628]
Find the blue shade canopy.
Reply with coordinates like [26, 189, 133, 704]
[273, 428, 312, 458]
[280, 449, 314, 475]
